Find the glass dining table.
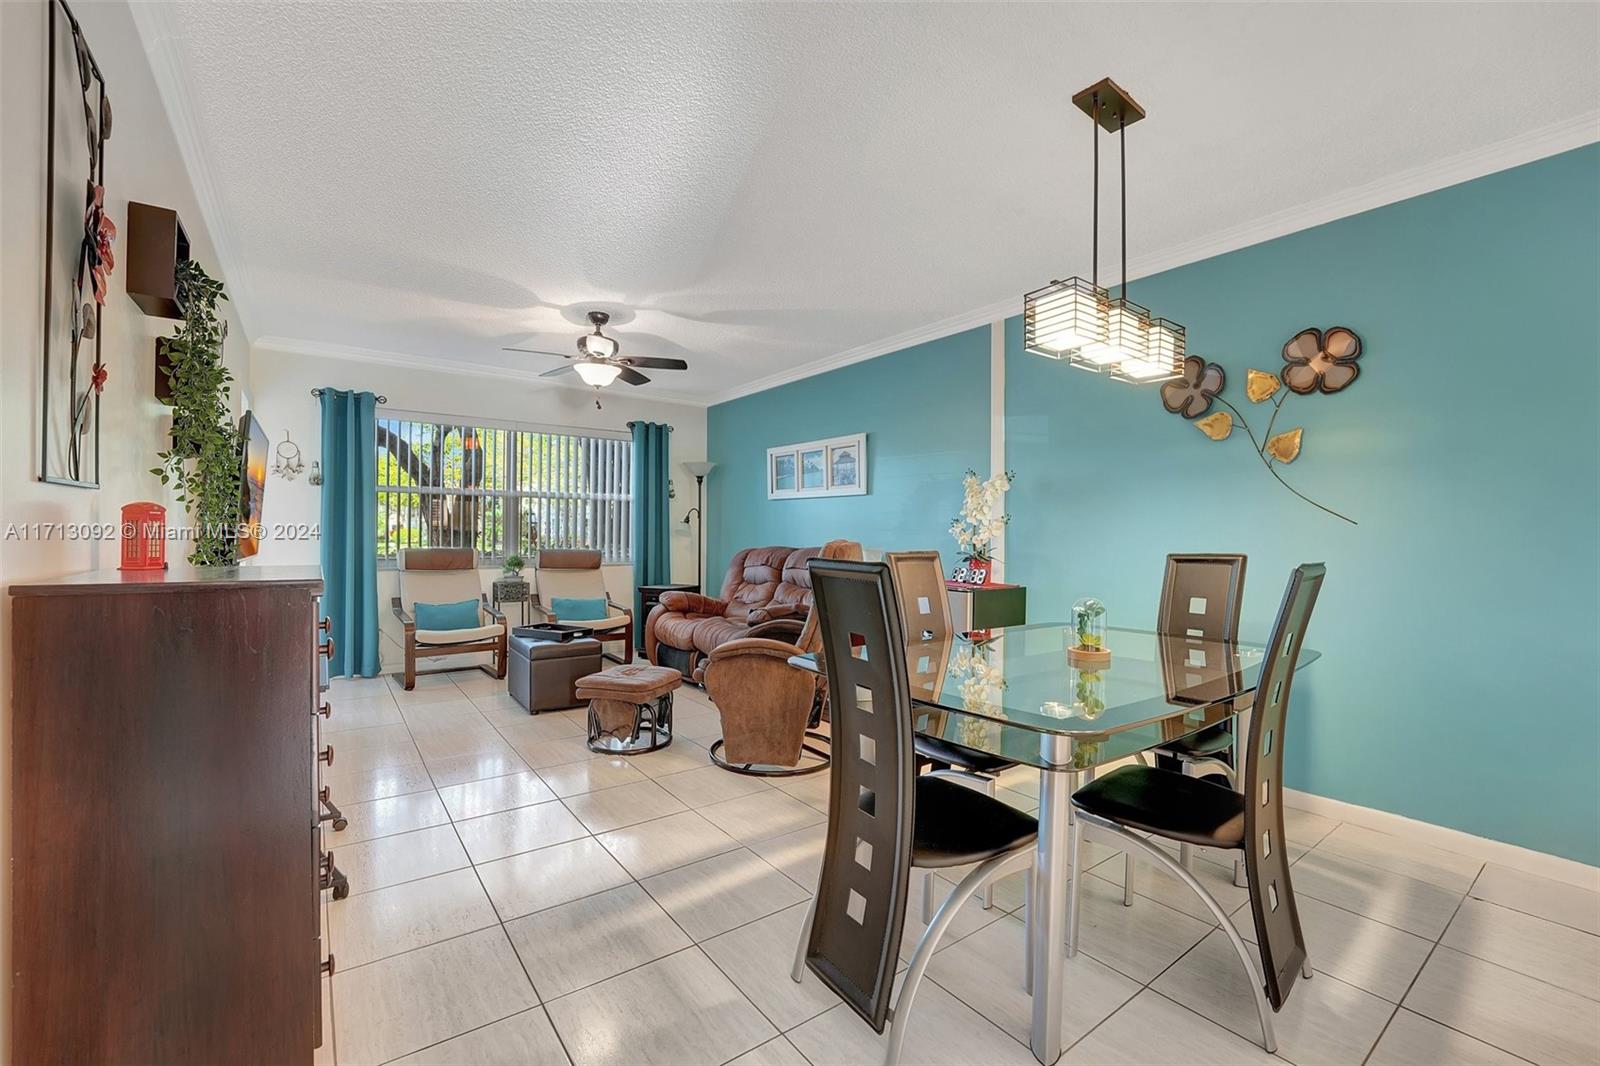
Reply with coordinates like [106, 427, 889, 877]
[792, 622, 1319, 1065]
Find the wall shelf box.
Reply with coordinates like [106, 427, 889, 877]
[125, 201, 190, 318]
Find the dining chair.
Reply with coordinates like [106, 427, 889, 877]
[1144, 553, 1248, 873]
[885, 550, 1016, 917]
[791, 559, 1038, 1066]
[1067, 562, 1325, 1054]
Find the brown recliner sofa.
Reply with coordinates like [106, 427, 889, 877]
[645, 543, 849, 682]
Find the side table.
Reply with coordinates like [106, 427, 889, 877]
[492, 576, 532, 626]
[635, 582, 698, 651]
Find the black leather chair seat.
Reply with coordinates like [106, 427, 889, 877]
[912, 776, 1038, 868]
[1072, 765, 1245, 848]
[1162, 724, 1234, 758]
[914, 734, 1012, 774]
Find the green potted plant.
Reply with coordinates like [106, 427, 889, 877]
[152, 259, 240, 566]
[503, 553, 526, 576]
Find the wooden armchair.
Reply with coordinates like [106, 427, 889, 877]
[531, 549, 633, 663]
[391, 547, 507, 689]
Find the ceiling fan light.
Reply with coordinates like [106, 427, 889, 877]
[574, 360, 622, 387]
[1024, 277, 1109, 359]
[579, 333, 619, 359]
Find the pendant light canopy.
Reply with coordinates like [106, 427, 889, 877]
[1023, 77, 1183, 383]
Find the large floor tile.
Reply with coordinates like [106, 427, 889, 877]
[451, 673, 512, 698]
[641, 847, 807, 941]
[561, 779, 686, 834]
[1282, 805, 1341, 848]
[1315, 823, 1482, 894]
[436, 771, 557, 821]
[497, 714, 586, 745]
[453, 802, 588, 864]
[749, 822, 826, 892]
[697, 789, 827, 844]
[898, 875, 1009, 963]
[788, 971, 1037, 1066]
[925, 914, 1140, 1050]
[655, 764, 772, 808]
[389, 1007, 570, 1065]
[595, 810, 741, 879]
[329, 868, 498, 969]
[625, 740, 713, 780]
[1060, 988, 1279, 1065]
[1089, 844, 1249, 926]
[544, 948, 776, 1066]
[509, 736, 603, 770]
[1470, 864, 1600, 935]
[771, 771, 831, 812]
[337, 824, 471, 894]
[1441, 897, 1600, 1001]
[1367, 1008, 1530, 1066]
[1290, 847, 1465, 939]
[726, 1036, 810, 1066]
[329, 676, 394, 699]
[411, 725, 517, 764]
[1068, 873, 1212, 983]
[1155, 927, 1394, 1064]
[324, 694, 405, 733]
[336, 790, 451, 845]
[506, 883, 692, 999]
[1404, 946, 1600, 1065]
[333, 926, 538, 1065]
[702, 902, 840, 1030]
[324, 761, 437, 804]
[536, 756, 649, 798]
[476, 836, 633, 920]
[401, 697, 491, 725]
[424, 750, 531, 789]
[331, 731, 425, 776]
[1237, 892, 1432, 1003]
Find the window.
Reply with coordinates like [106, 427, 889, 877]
[376, 412, 632, 565]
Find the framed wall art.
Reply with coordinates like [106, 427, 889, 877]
[767, 433, 867, 499]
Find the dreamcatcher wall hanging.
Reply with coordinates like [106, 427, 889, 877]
[40, 0, 114, 488]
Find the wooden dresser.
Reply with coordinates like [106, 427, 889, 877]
[9, 565, 337, 1064]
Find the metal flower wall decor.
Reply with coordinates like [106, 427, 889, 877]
[1160, 327, 1362, 524]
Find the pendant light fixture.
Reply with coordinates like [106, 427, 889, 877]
[1024, 77, 1183, 383]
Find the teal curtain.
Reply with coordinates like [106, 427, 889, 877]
[631, 421, 672, 617]
[319, 389, 380, 677]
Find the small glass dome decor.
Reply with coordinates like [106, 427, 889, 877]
[1068, 597, 1111, 667]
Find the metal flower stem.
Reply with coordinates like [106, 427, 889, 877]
[1212, 395, 1357, 526]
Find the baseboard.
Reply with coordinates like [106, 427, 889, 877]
[1284, 787, 1600, 893]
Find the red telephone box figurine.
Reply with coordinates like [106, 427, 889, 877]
[119, 502, 167, 571]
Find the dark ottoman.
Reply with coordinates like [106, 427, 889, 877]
[508, 635, 603, 713]
[576, 663, 681, 754]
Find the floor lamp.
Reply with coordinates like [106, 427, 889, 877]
[681, 461, 716, 590]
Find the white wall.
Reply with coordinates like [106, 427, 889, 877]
[248, 343, 709, 671]
[0, 0, 254, 1051]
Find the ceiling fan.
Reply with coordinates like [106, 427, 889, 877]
[503, 311, 689, 392]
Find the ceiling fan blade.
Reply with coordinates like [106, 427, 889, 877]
[539, 363, 576, 378]
[617, 366, 651, 386]
[503, 346, 572, 359]
[619, 356, 689, 371]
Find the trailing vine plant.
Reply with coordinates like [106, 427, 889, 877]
[153, 259, 241, 565]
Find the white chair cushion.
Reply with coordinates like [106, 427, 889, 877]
[416, 623, 503, 646]
[400, 569, 484, 615]
[560, 613, 630, 633]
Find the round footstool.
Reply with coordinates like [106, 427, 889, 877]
[576, 663, 681, 755]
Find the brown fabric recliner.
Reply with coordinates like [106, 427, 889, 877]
[701, 540, 862, 773]
[646, 544, 831, 681]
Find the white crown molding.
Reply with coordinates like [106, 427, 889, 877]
[1284, 788, 1600, 893]
[129, 4, 261, 342]
[705, 113, 1600, 407]
[253, 335, 710, 409]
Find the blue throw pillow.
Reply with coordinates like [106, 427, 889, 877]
[414, 598, 481, 630]
[551, 596, 608, 620]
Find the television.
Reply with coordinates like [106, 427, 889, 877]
[237, 411, 269, 558]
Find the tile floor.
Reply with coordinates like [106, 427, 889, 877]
[318, 671, 1600, 1066]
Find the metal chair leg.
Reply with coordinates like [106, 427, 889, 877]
[1123, 849, 1136, 905]
[1302, 958, 1314, 979]
[886, 849, 1031, 1066]
[1023, 869, 1034, 994]
[921, 870, 935, 925]
[790, 893, 818, 984]
[981, 777, 997, 910]
[1076, 811, 1277, 1054]
[1066, 815, 1083, 957]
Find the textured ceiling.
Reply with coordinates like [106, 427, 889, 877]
[135, 2, 1599, 403]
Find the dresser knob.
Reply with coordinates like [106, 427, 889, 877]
[318, 701, 332, 720]
[319, 745, 334, 766]
[321, 954, 336, 977]
[319, 617, 332, 635]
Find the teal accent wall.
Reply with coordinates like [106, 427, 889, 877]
[706, 327, 990, 583]
[1008, 145, 1599, 863]
[705, 145, 1600, 864]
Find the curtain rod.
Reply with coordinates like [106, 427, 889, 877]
[625, 421, 674, 431]
[311, 388, 388, 403]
